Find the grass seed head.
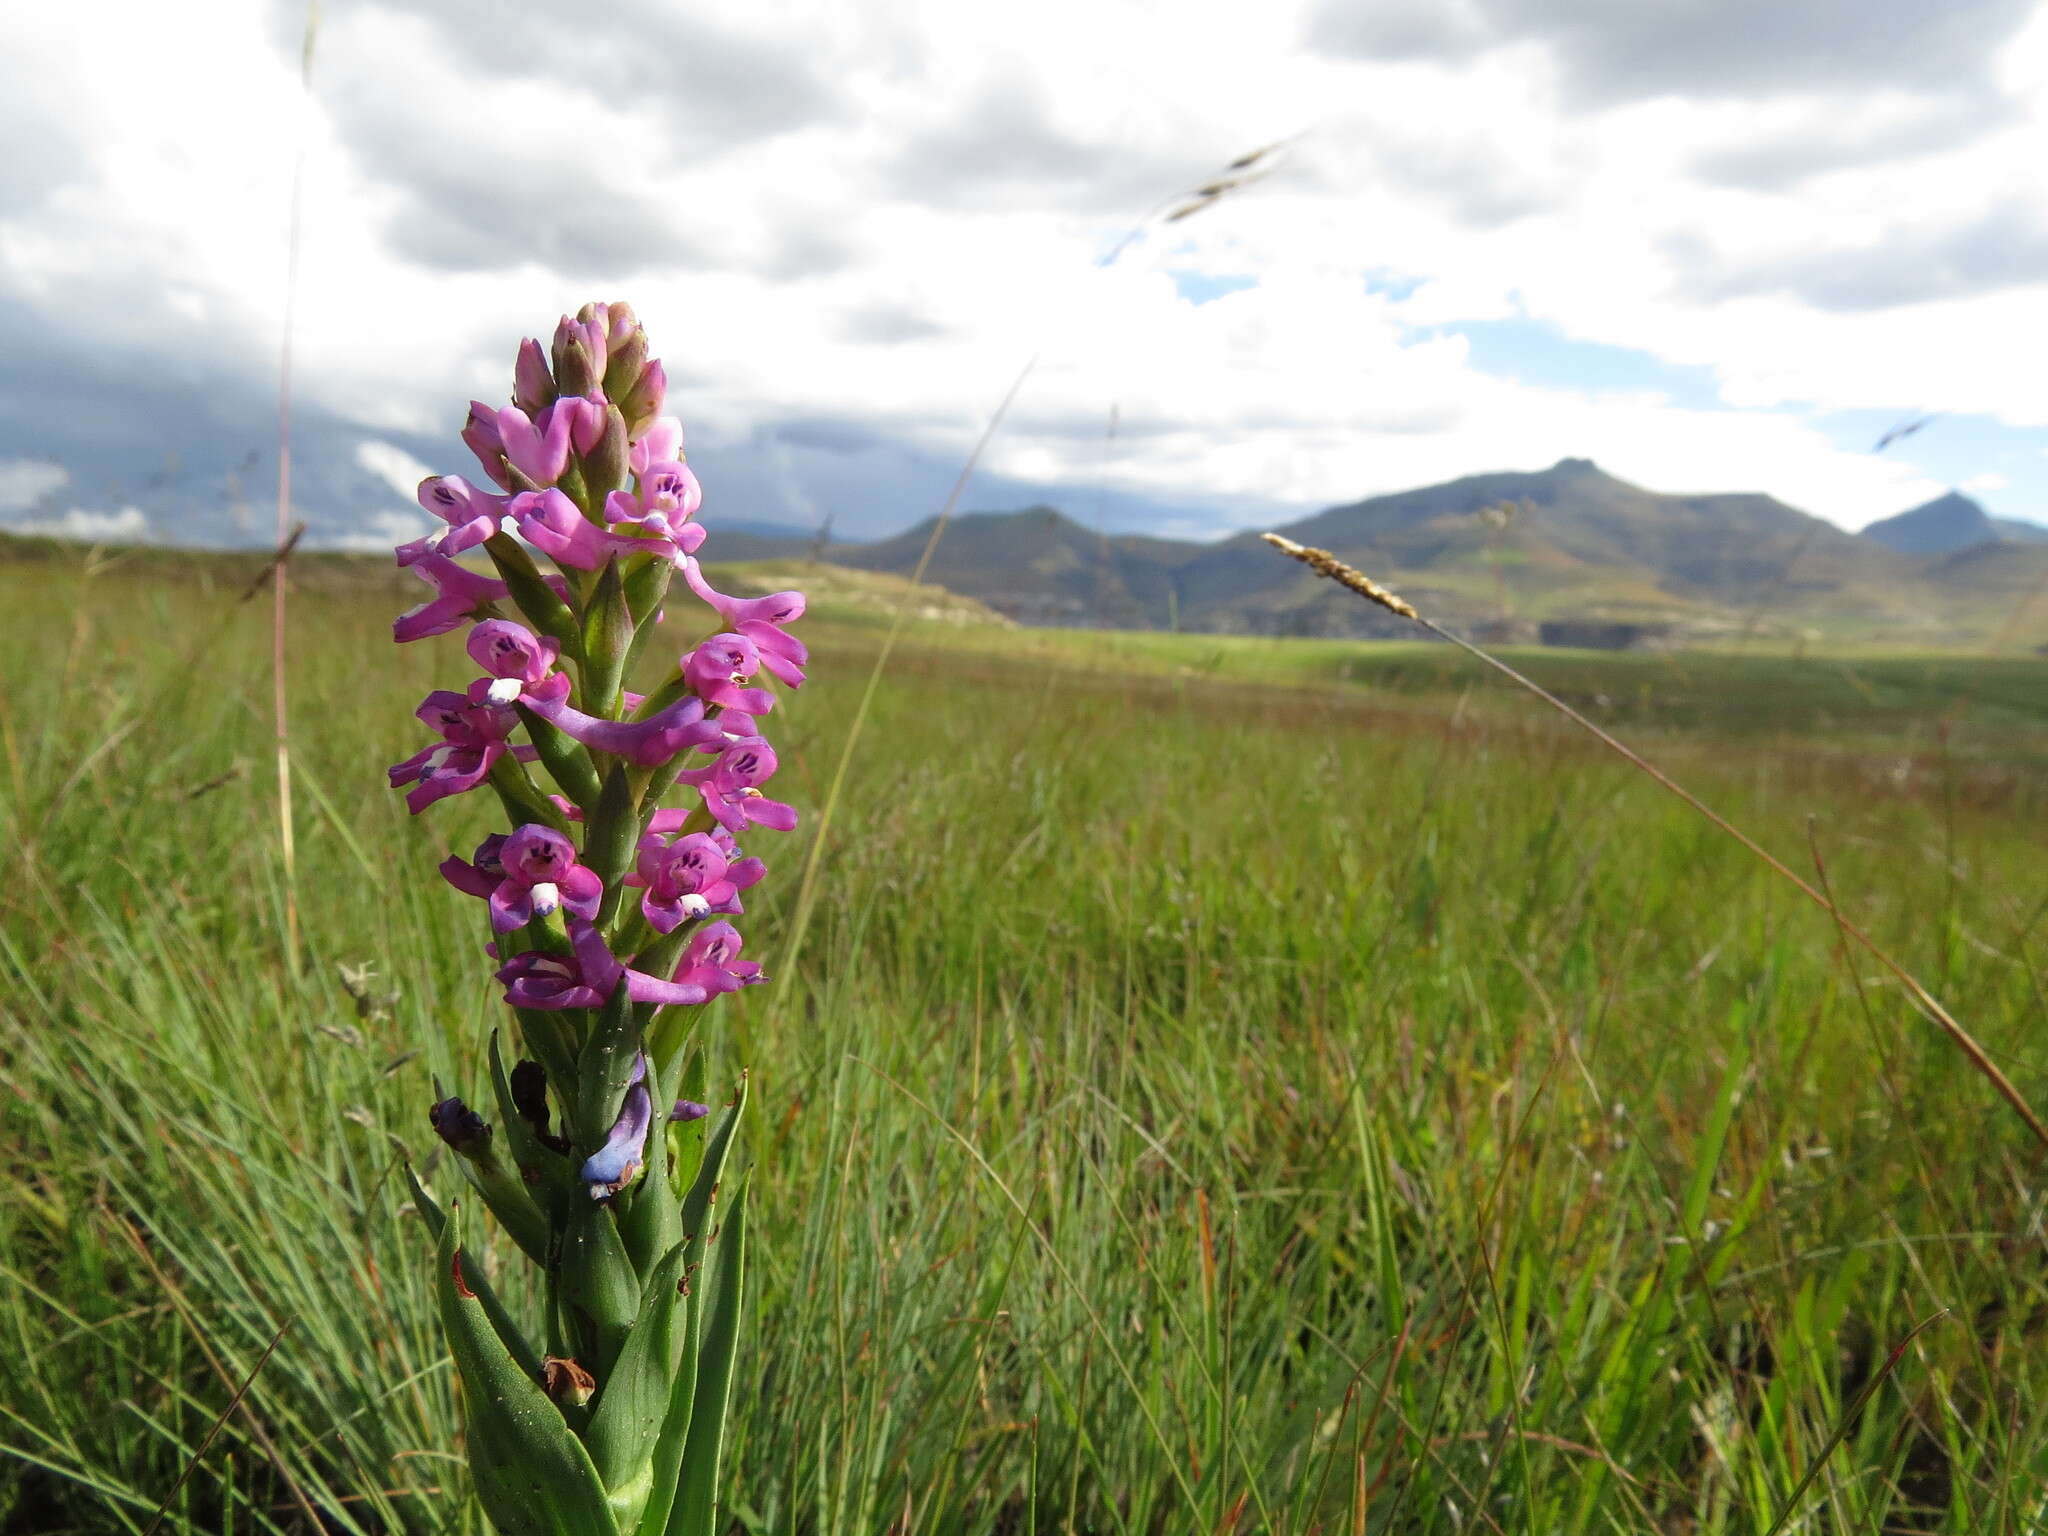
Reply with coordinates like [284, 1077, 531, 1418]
[1260, 532, 1420, 621]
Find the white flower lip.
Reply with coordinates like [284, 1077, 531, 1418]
[485, 677, 524, 705]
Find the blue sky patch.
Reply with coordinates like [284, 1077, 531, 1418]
[1449, 318, 1725, 412]
[1169, 271, 1258, 306]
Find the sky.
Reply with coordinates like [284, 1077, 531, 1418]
[4, 0, 2048, 551]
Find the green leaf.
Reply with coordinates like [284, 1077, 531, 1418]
[660, 1079, 747, 1536]
[558, 1198, 641, 1382]
[488, 755, 574, 836]
[621, 559, 674, 675]
[432, 1201, 620, 1536]
[631, 1314, 699, 1536]
[448, 1135, 553, 1268]
[627, 669, 692, 724]
[513, 1005, 585, 1101]
[405, 1166, 547, 1387]
[1682, 1016, 1749, 1238]
[668, 1176, 747, 1536]
[586, 1241, 691, 1532]
[677, 1076, 747, 1253]
[580, 558, 633, 717]
[671, 1051, 708, 1181]
[585, 766, 642, 930]
[574, 975, 642, 1152]
[621, 556, 671, 628]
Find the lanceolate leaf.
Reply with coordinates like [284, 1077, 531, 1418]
[432, 1202, 620, 1536]
[575, 977, 642, 1152]
[668, 1177, 747, 1536]
[630, 1309, 699, 1536]
[559, 1198, 642, 1380]
[406, 1166, 546, 1386]
[677, 1076, 747, 1253]
[586, 1241, 691, 1532]
[640, 1077, 747, 1536]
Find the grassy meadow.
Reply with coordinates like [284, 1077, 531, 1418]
[4, 548, 2048, 1533]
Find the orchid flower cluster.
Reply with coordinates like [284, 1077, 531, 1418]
[389, 301, 802, 1536]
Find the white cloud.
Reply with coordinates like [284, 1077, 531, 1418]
[318, 506, 431, 553]
[0, 458, 67, 512]
[354, 439, 435, 503]
[1, 0, 2046, 544]
[9, 506, 150, 541]
[1964, 471, 2011, 491]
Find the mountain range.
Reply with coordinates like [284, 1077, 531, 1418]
[703, 459, 2048, 648]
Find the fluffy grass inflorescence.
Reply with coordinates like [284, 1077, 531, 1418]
[3, 548, 2048, 1532]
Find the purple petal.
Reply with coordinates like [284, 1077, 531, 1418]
[440, 854, 498, 898]
[629, 416, 684, 475]
[488, 880, 534, 933]
[558, 865, 604, 921]
[568, 920, 626, 999]
[393, 594, 473, 643]
[579, 1078, 652, 1197]
[625, 971, 712, 1007]
[522, 692, 719, 766]
[742, 794, 798, 832]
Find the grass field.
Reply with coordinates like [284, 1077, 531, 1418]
[4, 550, 2048, 1533]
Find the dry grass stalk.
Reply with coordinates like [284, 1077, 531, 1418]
[268, 1, 320, 964]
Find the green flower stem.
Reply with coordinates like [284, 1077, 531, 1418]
[489, 755, 573, 834]
[486, 533, 583, 657]
[517, 705, 604, 811]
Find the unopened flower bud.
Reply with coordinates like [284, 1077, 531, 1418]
[619, 359, 667, 441]
[552, 318, 603, 398]
[429, 1093, 492, 1158]
[598, 300, 638, 350]
[670, 1099, 710, 1122]
[602, 325, 649, 401]
[513, 338, 557, 414]
[583, 403, 630, 501]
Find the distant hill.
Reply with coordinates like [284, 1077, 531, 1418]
[825, 506, 1202, 627]
[1859, 492, 2048, 555]
[1992, 516, 2048, 545]
[1861, 493, 1999, 555]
